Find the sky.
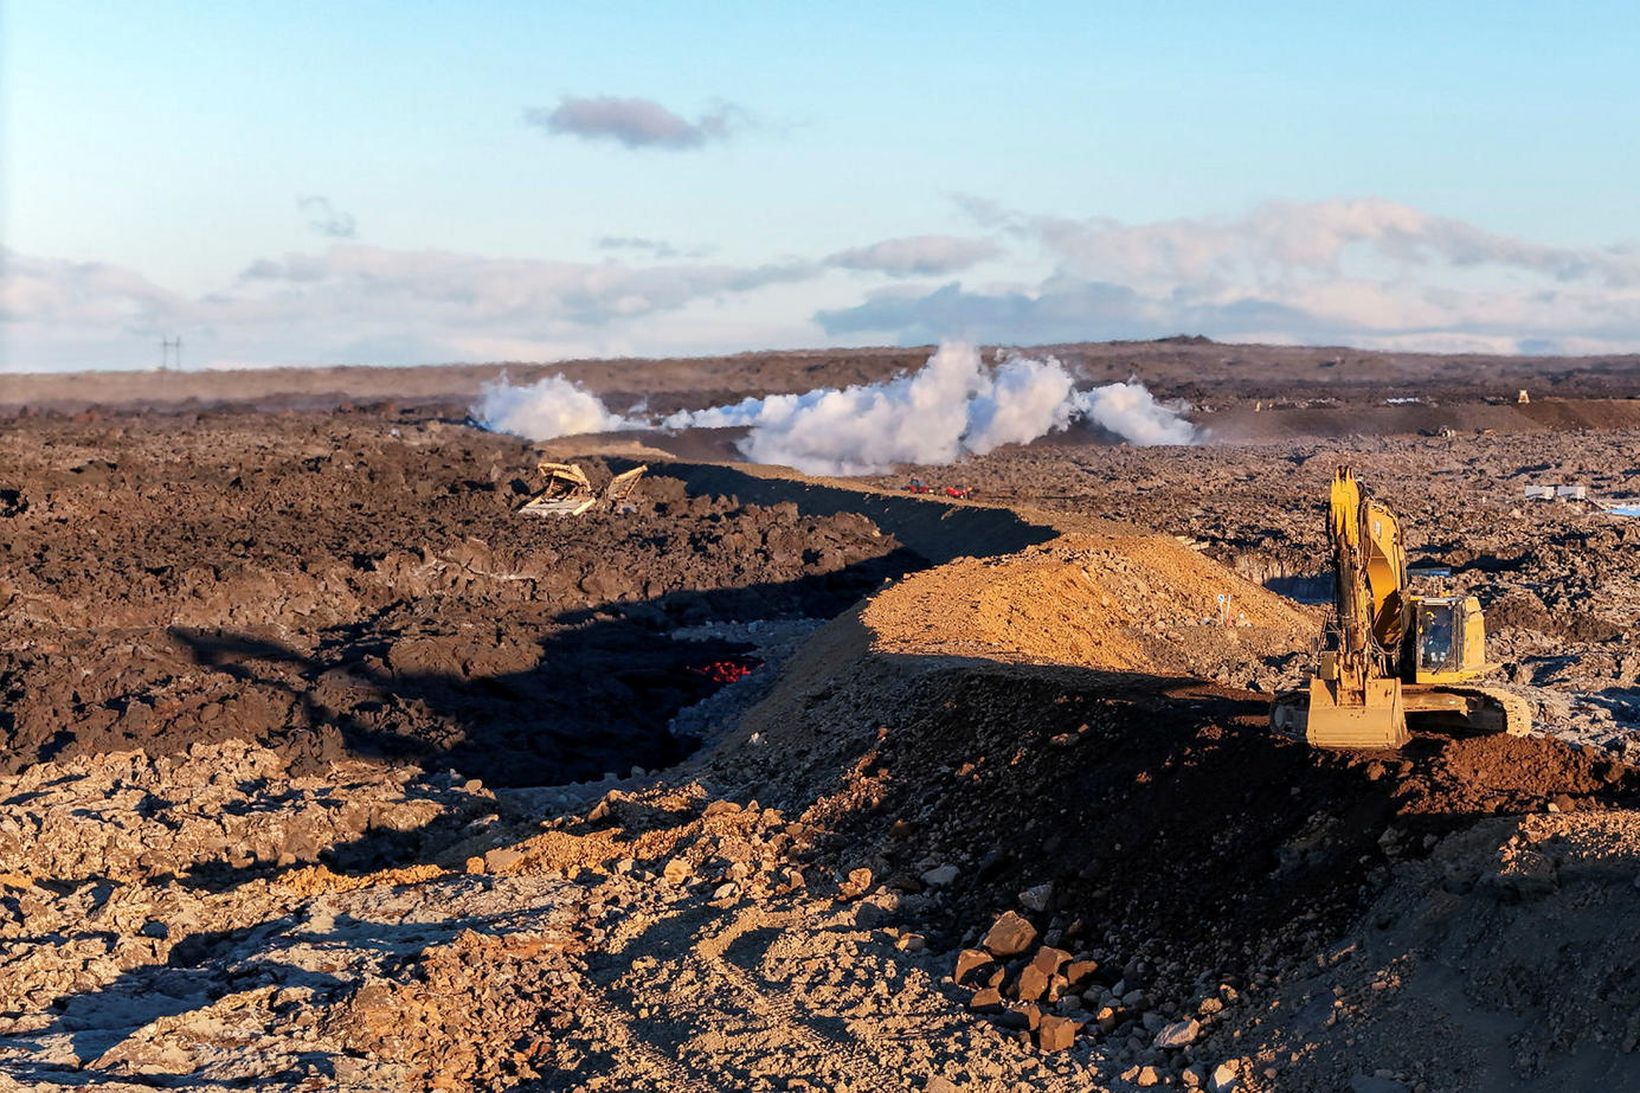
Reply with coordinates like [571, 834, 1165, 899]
[3, 1, 1639, 372]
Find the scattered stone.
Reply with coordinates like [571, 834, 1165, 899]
[663, 858, 692, 885]
[1015, 964, 1050, 1002]
[969, 988, 1004, 1013]
[1019, 882, 1054, 912]
[921, 863, 960, 887]
[895, 932, 926, 953]
[983, 911, 1038, 957]
[1032, 946, 1072, 975]
[1210, 1061, 1240, 1091]
[954, 948, 994, 984]
[840, 867, 874, 899]
[1065, 959, 1098, 987]
[1155, 1016, 1200, 1049]
[997, 1007, 1032, 1031]
[1137, 1065, 1162, 1087]
[1037, 1014, 1079, 1053]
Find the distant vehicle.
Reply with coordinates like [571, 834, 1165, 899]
[944, 485, 974, 499]
[902, 478, 937, 494]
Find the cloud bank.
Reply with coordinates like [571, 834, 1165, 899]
[7, 197, 1640, 371]
[472, 343, 1199, 475]
[818, 196, 1640, 353]
[524, 95, 747, 149]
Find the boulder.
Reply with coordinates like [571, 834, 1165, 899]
[1037, 1015, 1079, 1053]
[954, 948, 993, 984]
[982, 911, 1037, 957]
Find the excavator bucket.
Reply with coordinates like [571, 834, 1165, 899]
[1304, 676, 1410, 749]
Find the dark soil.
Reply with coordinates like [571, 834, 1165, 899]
[836, 664, 1640, 1006]
[0, 411, 918, 786]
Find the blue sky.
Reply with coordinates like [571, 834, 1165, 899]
[4, 1, 1639, 371]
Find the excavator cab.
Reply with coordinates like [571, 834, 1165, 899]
[1409, 594, 1491, 684]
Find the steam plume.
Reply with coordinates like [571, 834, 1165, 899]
[471, 373, 638, 439]
[471, 343, 1199, 474]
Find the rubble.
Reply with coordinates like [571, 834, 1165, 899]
[8, 374, 1640, 1089]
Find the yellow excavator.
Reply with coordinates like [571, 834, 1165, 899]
[1272, 467, 1530, 748]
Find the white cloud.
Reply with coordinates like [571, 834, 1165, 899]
[986, 197, 1640, 289]
[524, 95, 748, 150]
[0, 243, 824, 370]
[815, 197, 1640, 353]
[7, 199, 1640, 372]
[826, 234, 1001, 276]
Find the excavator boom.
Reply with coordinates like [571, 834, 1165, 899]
[1304, 468, 1411, 748]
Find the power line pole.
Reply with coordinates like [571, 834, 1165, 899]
[159, 336, 182, 371]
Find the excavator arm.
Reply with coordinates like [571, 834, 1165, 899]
[1306, 468, 1411, 747]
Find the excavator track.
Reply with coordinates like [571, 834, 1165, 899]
[1433, 685, 1532, 737]
[1270, 684, 1532, 740]
[1399, 682, 1532, 737]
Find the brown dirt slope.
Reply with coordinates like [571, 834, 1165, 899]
[862, 534, 1315, 670]
[700, 508, 1640, 1090]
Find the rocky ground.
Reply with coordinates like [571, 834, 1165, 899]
[5, 348, 1640, 1091]
[875, 427, 1640, 754]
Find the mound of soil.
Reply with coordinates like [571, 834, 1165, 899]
[719, 525, 1640, 1035]
[861, 534, 1315, 676]
[763, 664, 1640, 1015]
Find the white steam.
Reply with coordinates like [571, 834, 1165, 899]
[471, 342, 1199, 474]
[1072, 382, 1200, 446]
[471, 373, 639, 439]
[662, 343, 1084, 474]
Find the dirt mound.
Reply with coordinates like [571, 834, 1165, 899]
[748, 657, 1640, 991]
[723, 529, 1317, 815]
[863, 534, 1315, 674]
[707, 518, 1640, 1086]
